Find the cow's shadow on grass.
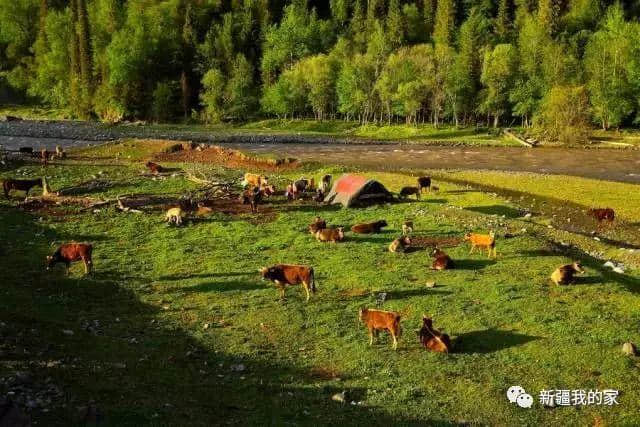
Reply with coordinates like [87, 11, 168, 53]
[453, 259, 497, 270]
[453, 329, 541, 354]
[465, 205, 522, 218]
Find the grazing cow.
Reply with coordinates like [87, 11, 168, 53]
[431, 185, 439, 192]
[431, 248, 454, 270]
[399, 186, 420, 200]
[550, 262, 584, 286]
[145, 161, 164, 174]
[308, 217, 327, 234]
[320, 174, 332, 193]
[418, 316, 451, 353]
[389, 236, 411, 253]
[402, 221, 413, 236]
[243, 173, 268, 189]
[3, 178, 42, 198]
[46, 243, 93, 275]
[315, 227, 344, 243]
[241, 186, 263, 213]
[165, 207, 184, 226]
[464, 232, 496, 258]
[351, 220, 388, 234]
[417, 176, 431, 193]
[260, 264, 316, 301]
[588, 208, 615, 226]
[358, 308, 402, 350]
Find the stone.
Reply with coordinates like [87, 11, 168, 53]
[622, 342, 638, 356]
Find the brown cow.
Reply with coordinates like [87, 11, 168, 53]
[351, 220, 388, 234]
[3, 178, 42, 198]
[145, 161, 164, 174]
[46, 243, 93, 275]
[399, 186, 420, 200]
[260, 264, 316, 301]
[588, 208, 615, 226]
[240, 187, 264, 213]
[431, 248, 454, 270]
[40, 148, 49, 165]
[419, 316, 451, 353]
[358, 308, 402, 350]
[315, 227, 344, 243]
[464, 232, 496, 258]
[417, 176, 431, 193]
[243, 173, 268, 188]
[308, 217, 327, 234]
[550, 262, 584, 286]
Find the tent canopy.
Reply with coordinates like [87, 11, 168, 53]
[324, 174, 393, 207]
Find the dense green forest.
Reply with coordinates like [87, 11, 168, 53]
[2, 0, 640, 139]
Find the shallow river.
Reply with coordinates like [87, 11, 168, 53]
[2, 136, 640, 184]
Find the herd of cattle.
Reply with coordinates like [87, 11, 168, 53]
[1, 158, 620, 353]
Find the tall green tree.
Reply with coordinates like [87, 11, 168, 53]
[479, 43, 518, 127]
[584, 4, 634, 129]
[433, 0, 456, 45]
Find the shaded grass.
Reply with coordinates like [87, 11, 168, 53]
[1, 142, 639, 425]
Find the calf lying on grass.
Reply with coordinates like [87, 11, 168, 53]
[359, 308, 402, 350]
[351, 220, 388, 234]
[588, 208, 615, 225]
[260, 264, 316, 301]
[3, 178, 42, 198]
[419, 316, 451, 353]
[315, 227, 344, 243]
[400, 186, 420, 200]
[389, 236, 411, 253]
[550, 262, 584, 285]
[47, 243, 93, 275]
[145, 161, 164, 174]
[431, 248, 454, 270]
[464, 232, 497, 258]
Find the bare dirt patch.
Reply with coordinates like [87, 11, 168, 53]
[154, 144, 299, 171]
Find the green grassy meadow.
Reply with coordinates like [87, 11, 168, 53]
[1, 142, 640, 426]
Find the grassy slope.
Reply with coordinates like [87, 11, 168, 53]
[434, 170, 640, 222]
[1, 144, 639, 426]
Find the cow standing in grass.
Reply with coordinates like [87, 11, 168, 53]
[260, 264, 316, 301]
[358, 308, 402, 350]
[3, 178, 42, 199]
[464, 232, 497, 258]
[46, 243, 93, 275]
